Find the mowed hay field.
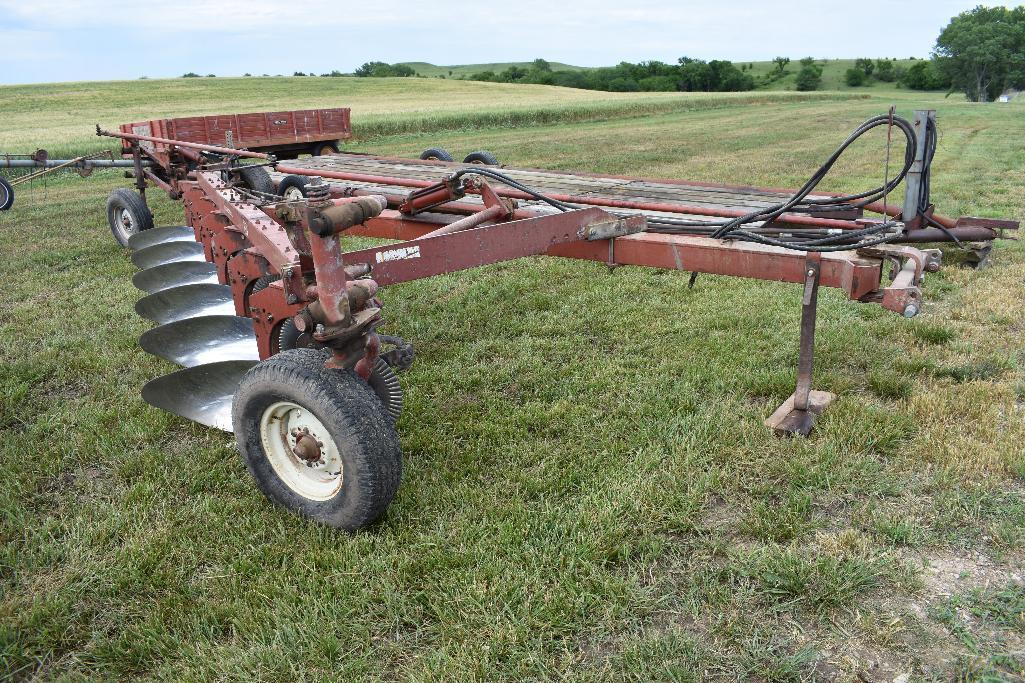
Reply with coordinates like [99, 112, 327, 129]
[1, 78, 1024, 681]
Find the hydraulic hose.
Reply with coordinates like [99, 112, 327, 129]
[452, 113, 920, 253]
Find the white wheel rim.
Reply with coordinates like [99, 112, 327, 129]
[260, 401, 343, 501]
[120, 208, 133, 230]
[283, 186, 304, 201]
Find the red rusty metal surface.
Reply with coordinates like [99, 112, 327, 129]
[953, 216, 1020, 232]
[177, 168, 934, 365]
[105, 128, 274, 162]
[345, 211, 884, 302]
[247, 282, 302, 359]
[226, 248, 274, 316]
[117, 107, 351, 158]
[209, 230, 251, 283]
[191, 172, 302, 271]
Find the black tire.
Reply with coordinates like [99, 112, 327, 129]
[106, 188, 154, 247]
[237, 166, 275, 194]
[276, 323, 403, 422]
[0, 176, 13, 211]
[233, 349, 402, 530]
[419, 147, 454, 162]
[278, 175, 309, 201]
[462, 150, 500, 165]
[311, 141, 339, 156]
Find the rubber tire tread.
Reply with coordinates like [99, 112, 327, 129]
[238, 166, 275, 194]
[462, 150, 500, 165]
[418, 147, 454, 162]
[233, 348, 402, 530]
[278, 174, 309, 199]
[107, 188, 154, 247]
[0, 175, 13, 211]
[311, 142, 340, 156]
[274, 335, 403, 423]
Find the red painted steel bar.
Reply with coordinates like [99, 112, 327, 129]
[344, 214, 884, 302]
[420, 204, 508, 238]
[98, 128, 274, 160]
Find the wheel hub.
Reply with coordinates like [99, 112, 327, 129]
[260, 401, 343, 500]
[290, 427, 323, 463]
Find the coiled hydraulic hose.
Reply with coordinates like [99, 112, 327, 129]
[452, 113, 921, 253]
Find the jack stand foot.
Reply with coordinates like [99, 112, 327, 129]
[963, 241, 993, 269]
[765, 390, 836, 436]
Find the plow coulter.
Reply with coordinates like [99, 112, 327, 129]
[94, 108, 1016, 530]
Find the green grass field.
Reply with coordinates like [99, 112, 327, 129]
[1, 77, 1024, 680]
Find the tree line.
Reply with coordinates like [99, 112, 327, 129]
[460, 58, 757, 92]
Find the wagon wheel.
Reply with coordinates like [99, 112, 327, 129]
[232, 349, 402, 530]
[106, 188, 154, 247]
[462, 150, 500, 165]
[278, 175, 309, 201]
[0, 175, 13, 211]
[274, 322, 404, 422]
[311, 141, 340, 157]
[419, 147, 453, 162]
[236, 166, 275, 194]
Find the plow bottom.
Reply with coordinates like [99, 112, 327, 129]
[132, 240, 205, 270]
[135, 284, 237, 325]
[129, 225, 264, 430]
[142, 361, 258, 431]
[133, 261, 219, 294]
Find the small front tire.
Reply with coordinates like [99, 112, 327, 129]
[463, 150, 500, 165]
[278, 175, 309, 201]
[274, 325, 404, 423]
[419, 147, 453, 162]
[232, 349, 402, 530]
[0, 176, 13, 211]
[311, 141, 340, 156]
[106, 188, 154, 247]
[237, 166, 275, 194]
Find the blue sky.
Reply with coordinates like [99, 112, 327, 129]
[0, 0, 990, 85]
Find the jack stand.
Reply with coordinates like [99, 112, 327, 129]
[131, 142, 148, 205]
[765, 254, 836, 436]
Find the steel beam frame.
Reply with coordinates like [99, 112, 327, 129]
[173, 169, 941, 435]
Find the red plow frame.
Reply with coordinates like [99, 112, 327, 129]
[96, 109, 1016, 529]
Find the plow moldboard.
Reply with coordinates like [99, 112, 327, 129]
[132, 241, 206, 270]
[141, 360, 257, 431]
[133, 261, 220, 294]
[128, 225, 196, 252]
[139, 315, 260, 367]
[135, 284, 236, 325]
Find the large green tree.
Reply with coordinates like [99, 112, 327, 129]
[933, 5, 1025, 101]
